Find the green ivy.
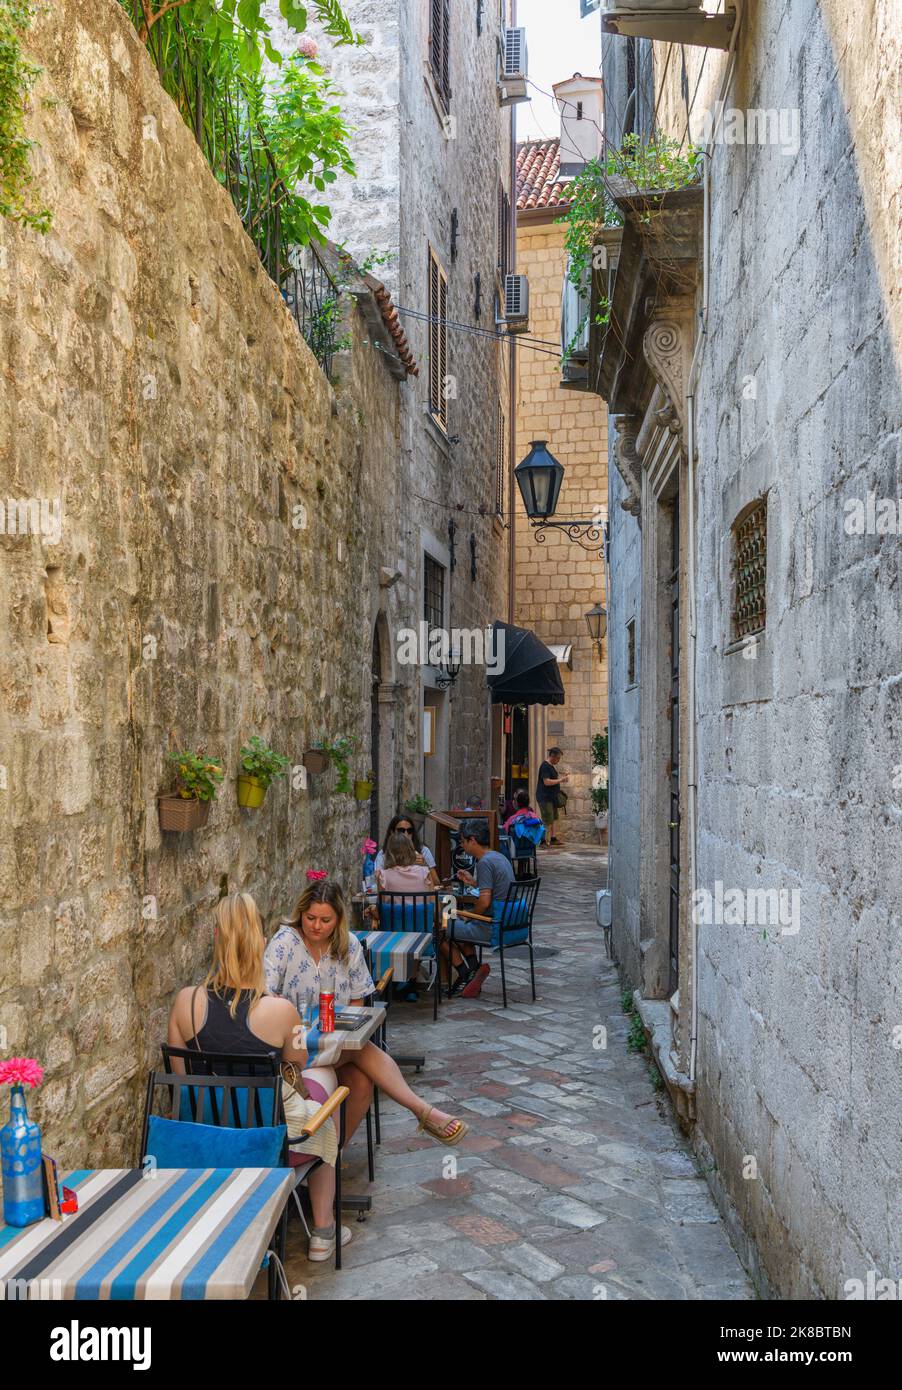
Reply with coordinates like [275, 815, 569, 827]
[0, 0, 50, 232]
[558, 133, 701, 365]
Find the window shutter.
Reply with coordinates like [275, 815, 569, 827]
[438, 268, 448, 431]
[430, 0, 452, 107]
[428, 247, 449, 433]
[442, 0, 451, 103]
[495, 401, 506, 515]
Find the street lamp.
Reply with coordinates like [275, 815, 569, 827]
[515, 439, 605, 554]
[585, 602, 607, 659]
[514, 440, 565, 521]
[435, 647, 461, 690]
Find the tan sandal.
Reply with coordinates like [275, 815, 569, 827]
[417, 1105, 469, 1147]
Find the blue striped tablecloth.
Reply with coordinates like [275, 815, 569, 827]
[0, 1167, 292, 1300]
[301, 1001, 387, 1068]
[353, 929, 435, 984]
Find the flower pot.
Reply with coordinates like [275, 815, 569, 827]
[237, 774, 267, 809]
[302, 749, 330, 776]
[1, 1085, 43, 1227]
[158, 794, 211, 832]
[354, 780, 374, 802]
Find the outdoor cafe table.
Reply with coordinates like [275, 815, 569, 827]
[0, 1166, 293, 1300]
[301, 1000, 387, 1068]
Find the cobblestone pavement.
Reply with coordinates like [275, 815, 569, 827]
[277, 848, 754, 1301]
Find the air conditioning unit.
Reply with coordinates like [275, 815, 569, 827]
[499, 273, 529, 332]
[605, 0, 702, 9]
[603, 1, 736, 49]
[497, 27, 528, 106]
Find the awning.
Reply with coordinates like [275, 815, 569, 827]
[486, 621, 565, 706]
[547, 643, 573, 669]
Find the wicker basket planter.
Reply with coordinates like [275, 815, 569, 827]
[158, 795, 211, 833]
[302, 749, 330, 776]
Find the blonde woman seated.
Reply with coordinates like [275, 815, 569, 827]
[167, 892, 350, 1263]
[265, 875, 468, 1146]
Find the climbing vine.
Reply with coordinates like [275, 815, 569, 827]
[0, 0, 51, 232]
[558, 134, 701, 364]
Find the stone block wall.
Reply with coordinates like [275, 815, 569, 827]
[669, 0, 902, 1297]
[514, 220, 609, 840]
[0, 0, 417, 1170]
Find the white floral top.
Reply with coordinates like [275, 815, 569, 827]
[264, 925, 374, 1021]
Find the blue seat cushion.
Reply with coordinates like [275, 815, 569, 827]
[380, 901, 435, 933]
[145, 1113, 286, 1168]
[491, 896, 529, 949]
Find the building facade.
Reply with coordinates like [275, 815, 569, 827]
[597, 3, 902, 1297]
[514, 78, 609, 842]
[272, 0, 519, 834]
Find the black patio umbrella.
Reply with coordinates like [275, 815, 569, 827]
[486, 621, 565, 706]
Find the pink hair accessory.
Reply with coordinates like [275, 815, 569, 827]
[306, 869, 328, 882]
[0, 1058, 44, 1088]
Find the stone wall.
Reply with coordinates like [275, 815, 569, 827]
[514, 217, 609, 840]
[269, 0, 515, 820]
[0, 0, 417, 1170]
[605, 0, 902, 1297]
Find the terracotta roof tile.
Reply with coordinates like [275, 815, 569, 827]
[516, 138, 572, 212]
[367, 277, 419, 377]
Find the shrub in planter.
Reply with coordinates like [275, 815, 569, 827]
[402, 794, 433, 827]
[238, 736, 289, 808]
[306, 736, 356, 793]
[159, 750, 224, 832]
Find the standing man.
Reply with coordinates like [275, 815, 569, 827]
[536, 746, 568, 847]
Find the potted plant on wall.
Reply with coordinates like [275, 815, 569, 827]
[354, 769, 375, 801]
[159, 750, 224, 831]
[237, 736, 289, 809]
[403, 794, 433, 831]
[303, 736, 356, 793]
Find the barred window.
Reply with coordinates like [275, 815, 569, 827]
[495, 400, 506, 516]
[429, 0, 451, 110]
[731, 499, 767, 641]
[626, 617, 637, 686]
[428, 245, 449, 432]
[424, 553, 445, 633]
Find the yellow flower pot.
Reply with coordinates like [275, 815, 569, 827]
[354, 780, 374, 801]
[237, 774, 267, 809]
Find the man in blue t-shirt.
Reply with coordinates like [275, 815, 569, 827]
[442, 819, 515, 998]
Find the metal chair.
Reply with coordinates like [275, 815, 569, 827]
[154, 1048, 351, 1269]
[372, 890, 443, 1022]
[449, 877, 541, 1008]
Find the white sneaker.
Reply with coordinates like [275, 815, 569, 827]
[307, 1225, 353, 1262]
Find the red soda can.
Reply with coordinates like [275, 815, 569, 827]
[319, 992, 335, 1033]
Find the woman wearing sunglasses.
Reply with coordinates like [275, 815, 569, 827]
[373, 815, 441, 887]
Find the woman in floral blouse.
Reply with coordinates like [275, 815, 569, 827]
[265, 876, 468, 1147]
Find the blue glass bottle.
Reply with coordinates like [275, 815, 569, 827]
[1, 1085, 44, 1227]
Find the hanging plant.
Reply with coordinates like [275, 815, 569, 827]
[306, 735, 355, 794]
[0, 0, 52, 232]
[237, 735, 289, 808]
[159, 749, 224, 831]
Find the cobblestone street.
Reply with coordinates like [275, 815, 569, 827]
[281, 850, 753, 1301]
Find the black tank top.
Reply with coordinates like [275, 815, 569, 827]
[186, 988, 279, 1065]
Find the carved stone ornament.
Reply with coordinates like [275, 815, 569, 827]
[643, 319, 688, 437]
[613, 415, 643, 520]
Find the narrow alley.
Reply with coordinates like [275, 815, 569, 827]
[276, 850, 752, 1302]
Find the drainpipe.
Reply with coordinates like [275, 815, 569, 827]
[686, 1, 743, 1085]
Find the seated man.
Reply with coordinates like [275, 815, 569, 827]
[442, 818, 516, 999]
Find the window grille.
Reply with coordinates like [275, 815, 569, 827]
[424, 554, 445, 633]
[731, 499, 767, 640]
